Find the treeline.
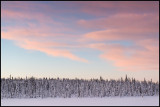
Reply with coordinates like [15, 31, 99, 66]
[1, 76, 159, 98]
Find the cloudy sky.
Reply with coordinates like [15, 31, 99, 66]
[1, 1, 159, 81]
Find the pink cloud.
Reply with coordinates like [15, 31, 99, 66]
[78, 11, 159, 72]
[78, 13, 158, 30]
[1, 3, 88, 63]
[1, 2, 88, 63]
[2, 29, 88, 63]
[76, 1, 159, 16]
[79, 13, 158, 42]
[2, 26, 88, 63]
[17, 40, 88, 63]
[1, 9, 59, 26]
[2, 6, 76, 35]
[89, 40, 159, 72]
[79, 11, 159, 72]
[2, 1, 159, 69]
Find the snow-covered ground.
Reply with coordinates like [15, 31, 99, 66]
[1, 96, 159, 106]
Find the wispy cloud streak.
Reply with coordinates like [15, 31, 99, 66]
[1, 1, 159, 71]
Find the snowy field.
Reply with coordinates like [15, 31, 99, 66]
[1, 96, 159, 106]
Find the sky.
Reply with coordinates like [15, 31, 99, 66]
[1, 1, 159, 82]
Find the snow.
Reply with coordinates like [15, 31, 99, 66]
[1, 96, 159, 106]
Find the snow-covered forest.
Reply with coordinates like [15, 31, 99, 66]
[1, 76, 159, 98]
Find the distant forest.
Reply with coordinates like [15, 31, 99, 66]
[1, 75, 159, 98]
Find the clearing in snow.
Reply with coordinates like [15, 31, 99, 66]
[1, 96, 159, 106]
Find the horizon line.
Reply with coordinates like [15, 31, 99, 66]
[1, 75, 159, 83]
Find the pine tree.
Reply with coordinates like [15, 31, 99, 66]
[1, 76, 159, 98]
